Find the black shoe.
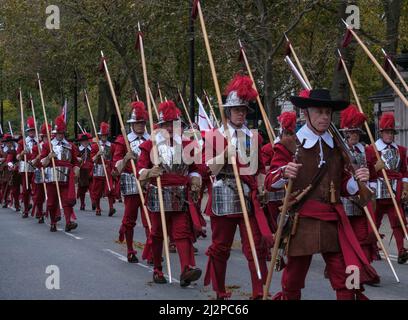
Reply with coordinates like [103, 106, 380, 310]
[22, 213, 29, 219]
[398, 251, 408, 264]
[92, 203, 96, 211]
[38, 217, 44, 224]
[96, 210, 101, 216]
[15, 207, 21, 212]
[65, 222, 78, 232]
[147, 258, 154, 265]
[127, 253, 139, 263]
[50, 224, 57, 232]
[180, 267, 202, 287]
[153, 270, 167, 284]
[169, 243, 177, 253]
[80, 205, 85, 211]
[108, 208, 116, 217]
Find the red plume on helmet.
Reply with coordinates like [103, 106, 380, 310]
[127, 101, 148, 123]
[26, 117, 35, 131]
[224, 74, 258, 104]
[278, 111, 297, 133]
[53, 115, 66, 133]
[157, 100, 181, 124]
[340, 104, 367, 130]
[40, 123, 51, 136]
[98, 122, 110, 135]
[379, 112, 396, 131]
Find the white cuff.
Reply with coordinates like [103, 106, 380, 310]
[7, 162, 13, 168]
[138, 168, 147, 175]
[271, 178, 288, 189]
[369, 182, 377, 191]
[115, 159, 124, 168]
[403, 178, 408, 183]
[347, 177, 359, 195]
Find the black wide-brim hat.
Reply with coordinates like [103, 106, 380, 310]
[290, 89, 349, 111]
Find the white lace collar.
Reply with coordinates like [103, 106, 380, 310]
[296, 124, 333, 149]
[99, 140, 111, 147]
[219, 123, 253, 138]
[51, 138, 70, 147]
[128, 131, 150, 142]
[375, 139, 398, 151]
[79, 144, 92, 151]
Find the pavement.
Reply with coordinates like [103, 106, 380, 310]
[0, 193, 408, 300]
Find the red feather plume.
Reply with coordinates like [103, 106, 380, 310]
[278, 111, 297, 133]
[158, 100, 181, 122]
[224, 74, 258, 102]
[379, 112, 395, 131]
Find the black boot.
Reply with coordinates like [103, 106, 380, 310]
[153, 269, 167, 284]
[50, 224, 57, 232]
[38, 217, 45, 224]
[108, 208, 116, 217]
[180, 266, 202, 287]
[127, 253, 139, 263]
[398, 250, 408, 264]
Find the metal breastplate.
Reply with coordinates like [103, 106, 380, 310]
[18, 161, 35, 173]
[341, 196, 364, 216]
[44, 166, 69, 183]
[376, 178, 398, 199]
[93, 164, 106, 177]
[25, 138, 36, 153]
[157, 143, 189, 176]
[34, 168, 44, 184]
[120, 173, 139, 196]
[147, 184, 187, 212]
[211, 177, 252, 216]
[53, 144, 72, 162]
[381, 147, 400, 171]
[130, 138, 144, 157]
[100, 144, 112, 161]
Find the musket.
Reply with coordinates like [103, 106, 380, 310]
[29, 94, 48, 201]
[83, 89, 111, 192]
[194, 0, 262, 280]
[136, 23, 172, 282]
[337, 50, 401, 282]
[341, 21, 408, 241]
[381, 48, 408, 93]
[37, 73, 64, 216]
[238, 40, 276, 143]
[18, 88, 29, 190]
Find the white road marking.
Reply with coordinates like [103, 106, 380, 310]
[44, 220, 83, 240]
[103, 248, 197, 286]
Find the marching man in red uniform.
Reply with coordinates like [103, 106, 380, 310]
[339, 105, 379, 265]
[90, 122, 116, 216]
[31, 123, 51, 223]
[137, 100, 204, 286]
[16, 117, 37, 218]
[76, 132, 93, 211]
[4, 133, 20, 211]
[265, 89, 379, 300]
[203, 75, 272, 300]
[261, 112, 297, 233]
[41, 115, 80, 232]
[366, 112, 408, 264]
[114, 101, 150, 263]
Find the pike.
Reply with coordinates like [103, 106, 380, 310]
[157, 83, 164, 103]
[148, 86, 160, 119]
[29, 94, 48, 201]
[136, 23, 172, 282]
[77, 121, 86, 134]
[18, 88, 29, 190]
[381, 48, 408, 93]
[37, 73, 64, 216]
[178, 90, 200, 142]
[285, 34, 312, 88]
[341, 20, 408, 241]
[83, 89, 111, 191]
[203, 90, 219, 127]
[238, 40, 276, 143]
[8, 121, 13, 137]
[95, 60, 151, 232]
[337, 50, 400, 282]
[194, 0, 262, 280]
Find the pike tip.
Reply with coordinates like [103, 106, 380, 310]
[137, 22, 141, 32]
[337, 49, 343, 58]
[100, 50, 104, 57]
[381, 48, 387, 56]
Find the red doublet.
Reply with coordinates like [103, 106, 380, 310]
[77, 144, 93, 208]
[90, 141, 115, 211]
[17, 138, 37, 214]
[113, 134, 149, 256]
[203, 128, 271, 299]
[41, 140, 79, 225]
[5, 146, 20, 210]
[137, 138, 206, 273]
[31, 144, 46, 218]
[266, 140, 378, 300]
[366, 143, 408, 255]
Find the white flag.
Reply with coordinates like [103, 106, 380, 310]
[196, 97, 213, 131]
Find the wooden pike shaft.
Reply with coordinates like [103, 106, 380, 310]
[19, 89, 29, 190]
[263, 179, 294, 299]
[96, 59, 151, 232]
[203, 90, 220, 127]
[83, 90, 111, 192]
[382, 48, 408, 93]
[148, 87, 160, 119]
[197, 0, 261, 280]
[178, 90, 201, 141]
[29, 95, 48, 200]
[37, 73, 64, 212]
[339, 54, 408, 242]
[286, 35, 312, 88]
[239, 41, 276, 143]
[136, 25, 172, 282]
